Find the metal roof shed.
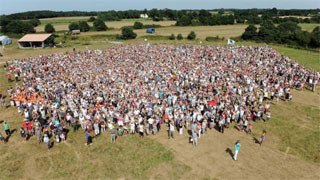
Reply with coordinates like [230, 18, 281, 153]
[18, 34, 52, 48]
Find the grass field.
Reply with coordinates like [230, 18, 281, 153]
[0, 21, 319, 179]
[38, 16, 93, 24]
[0, 62, 319, 179]
[298, 23, 319, 32]
[232, 41, 320, 72]
[35, 16, 319, 34]
[36, 18, 176, 32]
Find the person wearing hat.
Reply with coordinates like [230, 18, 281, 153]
[233, 140, 241, 161]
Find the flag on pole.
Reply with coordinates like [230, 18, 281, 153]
[227, 38, 235, 45]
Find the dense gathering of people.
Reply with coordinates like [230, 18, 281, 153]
[0, 44, 318, 150]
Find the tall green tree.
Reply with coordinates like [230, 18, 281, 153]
[309, 26, 320, 48]
[176, 15, 192, 26]
[69, 22, 79, 31]
[187, 31, 196, 40]
[242, 24, 258, 40]
[79, 21, 90, 32]
[258, 20, 278, 43]
[133, 21, 143, 29]
[177, 33, 183, 40]
[120, 27, 136, 39]
[88, 16, 96, 22]
[5, 21, 35, 34]
[44, 23, 55, 33]
[294, 30, 311, 48]
[28, 19, 41, 27]
[93, 19, 107, 31]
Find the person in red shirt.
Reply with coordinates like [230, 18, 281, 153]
[27, 122, 34, 136]
[7, 73, 12, 82]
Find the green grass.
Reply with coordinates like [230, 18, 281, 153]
[299, 23, 319, 32]
[274, 45, 320, 71]
[39, 18, 90, 26]
[1, 35, 319, 177]
[141, 35, 170, 40]
[251, 96, 320, 163]
[39, 18, 162, 27]
[0, 67, 189, 179]
[230, 41, 320, 71]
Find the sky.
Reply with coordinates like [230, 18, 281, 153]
[1, 0, 319, 15]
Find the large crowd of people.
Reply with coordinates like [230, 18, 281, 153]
[0, 44, 318, 149]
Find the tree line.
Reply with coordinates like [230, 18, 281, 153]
[2, 9, 319, 22]
[3, 10, 98, 20]
[0, 18, 40, 34]
[242, 21, 320, 48]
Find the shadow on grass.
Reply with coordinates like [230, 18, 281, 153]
[5, 128, 17, 142]
[234, 125, 240, 131]
[225, 148, 233, 159]
[253, 137, 260, 144]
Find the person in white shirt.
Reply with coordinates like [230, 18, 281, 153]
[168, 121, 174, 139]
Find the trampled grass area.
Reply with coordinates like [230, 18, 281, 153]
[0, 66, 189, 180]
[0, 33, 319, 178]
[250, 88, 320, 163]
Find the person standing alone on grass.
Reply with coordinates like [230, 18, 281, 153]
[3, 121, 10, 136]
[110, 128, 116, 143]
[259, 130, 267, 146]
[233, 140, 241, 161]
[192, 130, 198, 146]
[168, 121, 174, 139]
[85, 130, 92, 146]
[43, 134, 50, 150]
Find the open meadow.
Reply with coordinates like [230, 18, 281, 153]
[35, 18, 176, 32]
[34, 17, 318, 36]
[0, 19, 319, 179]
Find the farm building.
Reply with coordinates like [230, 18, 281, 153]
[140, 14, 149, 18]
[0, 36, 12, 45]
[146, 28, 155, 34]
[18, 34, 52, 48]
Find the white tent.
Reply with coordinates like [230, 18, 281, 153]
[0, 36, 12, 45]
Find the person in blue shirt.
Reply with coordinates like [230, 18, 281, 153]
[233, 140, 241, 160]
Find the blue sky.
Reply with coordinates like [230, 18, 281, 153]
[1, 0, 319, 15]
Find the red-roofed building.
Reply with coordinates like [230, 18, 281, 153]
[18, 34, 52, 48]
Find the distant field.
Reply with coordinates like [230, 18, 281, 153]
[279, 15, 312, 19]
[75, 24, 247, 40]
[38, 16, 92, 25]
[299, 23, 319, 32]
[36, 18, 176, 32]
[35, 16, 318, 38]
[135, 24, 247, 39]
